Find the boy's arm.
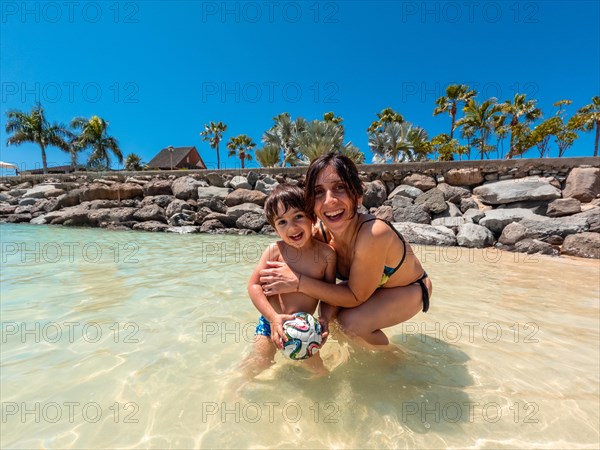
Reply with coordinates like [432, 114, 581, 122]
[248, 243, 294, 349]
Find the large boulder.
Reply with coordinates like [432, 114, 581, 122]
[133, 205, 167, 223]
[401, 174, 436, 191]
[571, 207, 600, 233]
[205, 172, 225, 187]
[172, 176, 203, 200]
[132, 221, 170, 232]
[225, 189, 267, 207]
[362, 180, 387, 209]
[456, 223, 495, 248]
[444, 168, 484, 187]
[391, 222, 457, 246]
[79, 183, 114, 202]
[229, 176, 252, 190]
[563, 167, 600, 203]
[414, 188, 448, 214]
[22, 184, 60, 199]
[141, 195, 174, 208]
[473, 177, 561, 205]
[143, 179, 173, 196]
[561, 232, 600, 259]
[498, 222, 528, 245]
[388, 184, 423, 200]
[478, 208, 538, 235]
[227, 203, 264, 220]
[392, 204, 431, 224]
[518, 215, 589, 239]
[236, 213, 267, 231]
[546, 198, 581, 217]
[165, 199, 193, 217]
[255, 177, 278, 195]
[436, 183, 471, 204]
[197, 186, 231, 202]
[514, 239, 559, 256]
[114, 183, 144, 200]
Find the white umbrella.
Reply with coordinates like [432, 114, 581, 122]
[0, 161, 18, 170]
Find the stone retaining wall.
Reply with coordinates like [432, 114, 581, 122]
[1, 157, 599, 259]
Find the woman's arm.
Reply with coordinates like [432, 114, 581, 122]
[261, 222, 394, 307]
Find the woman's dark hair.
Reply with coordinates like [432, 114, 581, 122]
[264, 183, 308, 226]
[304, 152, 363, 221]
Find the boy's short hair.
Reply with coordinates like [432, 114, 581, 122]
[264, 183, 307, 226]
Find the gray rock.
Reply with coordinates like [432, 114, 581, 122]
[561, 232, 600, 259]
[473, 177, 561, 205]
[30, 215, 48, 225]
[436, 183, 471, 204]
[433, 202, 462, 218]
[401, 173, 436, 191]
[431, 216, 472, 228]
[143, 179, 173, 196]
[227, 203, 264, 220]
[206, 172, 225, 187]
[570, 207, 600, 233]
[391, 222, 457, 246]
[165, 199, 193, 217]
[514, 239, 559, 256]
[498, 222, 528, 245]
[229, 176, 252, 190]
[225, 189, 267, 207]
[172, 176, 203, 200]
[200, 219, 226, 232]
[132, 221, 170, 232]
[415, 188, 448, 214]
[459, 197, 479, 213]
[56, 189, 82, 209]
[373, 205, 394, 221]
[22, 184, 59, 199]
[0, 204, 18, 215]
[456, 223, 495, 248]
[236, 212, 268, 231]
[546, 198, 581, 217]
[392, 204, 431, 224]
[496, 200, 549, 216]
[0, 193, 13, 203]
[444, 168, 484, 187]
[6, 213, 32, 223]
[141, 195, 174, 208]
[479, 208, 538, 234]
[134, 205, 166, 223]
[391, 195, 413, 208]
[247, 171, 259, 188]
[8, 188, 28, 197]
[197, 197, 228, 213]
[563, 167, 600, 203]
[388, 184, 423, 200]
[18, 197, 37, 206]
[197, 186, 231, 202]
[168, 210, 197, 226]
[518, 215, 589, 239]
[255, 177, 279, 195]
[362, 180, 387, 209]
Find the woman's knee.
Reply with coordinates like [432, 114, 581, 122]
[337, 309, 370, 337]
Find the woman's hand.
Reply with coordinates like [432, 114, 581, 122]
[317, 317, 330, 346]
[259, 261, 300, 296]
[269, 313, 296, 349]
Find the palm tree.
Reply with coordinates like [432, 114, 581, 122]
[340, 142, 365, 164]
[125, 153, 143, 171]
[569, 96, 600, 156]
[456, 98, 503, 160]
[71, 116, 123, 169]
[262, 113, 307, 167]
[294, 120, 344, 163]
[200, 121, 227, 169]
[407, 127, 431, 161]
[368, 121, 414, 163]
[5, 103, 71, 174]
[433, 84, 477, 139]
[367, 107, 404, 134]
[67, 135, 84, 170]
[227, 134, 255, 169]
[255, 144, 281, 167]
[502, 93, 543, 158]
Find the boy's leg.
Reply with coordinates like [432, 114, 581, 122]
[240, 317, 277, 378]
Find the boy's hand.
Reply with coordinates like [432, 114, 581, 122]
[269, 314, 296, 349]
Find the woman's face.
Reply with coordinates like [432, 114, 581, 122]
[313, 164, 359, 230]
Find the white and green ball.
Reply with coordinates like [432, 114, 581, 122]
[281, 312, 323, 360]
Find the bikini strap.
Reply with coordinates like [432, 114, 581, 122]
[319, 220, 329, 243]
[357, 218, 407, 270]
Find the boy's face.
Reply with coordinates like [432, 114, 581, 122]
[272, 204, 313, 249]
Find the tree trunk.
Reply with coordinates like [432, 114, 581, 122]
[594, 121, 599, 157]
[450, 104, 456, 140]
[41, 144, 48, 174]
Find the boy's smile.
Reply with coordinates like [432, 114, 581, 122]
[273, 205, 313, 249]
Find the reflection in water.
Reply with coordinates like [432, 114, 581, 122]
[1, 224, 599, 449]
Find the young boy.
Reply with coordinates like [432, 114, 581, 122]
[244, 184, 336, 377]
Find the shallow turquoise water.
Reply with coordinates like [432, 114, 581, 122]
[1, 223, 599, 449]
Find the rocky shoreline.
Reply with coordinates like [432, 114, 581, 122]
[1, 160, 599, 259]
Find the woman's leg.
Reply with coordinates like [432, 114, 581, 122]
[336, 278, 432, 346]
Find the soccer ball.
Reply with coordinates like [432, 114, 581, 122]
[281, 312, 322, 360]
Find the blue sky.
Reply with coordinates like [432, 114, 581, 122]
[1, 0, 599, 172]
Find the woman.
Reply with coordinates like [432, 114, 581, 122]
[260, 153, 432, 346]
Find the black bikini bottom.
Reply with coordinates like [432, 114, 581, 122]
[413, 272, 430, 313]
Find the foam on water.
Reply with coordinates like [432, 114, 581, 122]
[1, 223, 599, 449]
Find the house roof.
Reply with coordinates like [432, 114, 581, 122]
[147, 146, 204, 168]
